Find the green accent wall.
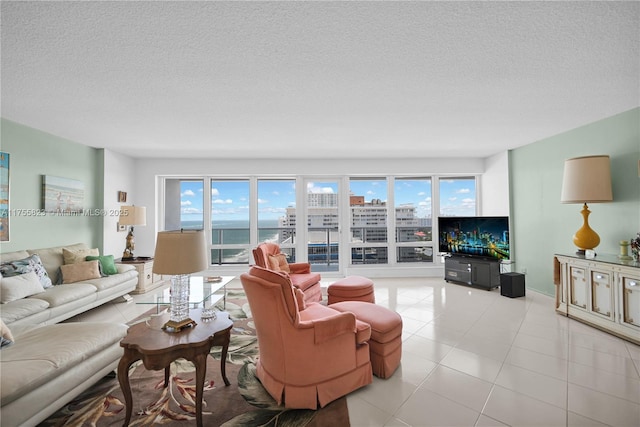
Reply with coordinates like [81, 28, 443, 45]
[0, 119, 105, 253]
[510, 108, 640, 296]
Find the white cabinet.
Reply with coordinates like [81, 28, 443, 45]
[116, 258, 166, 294]
[555, 254, 639, 345]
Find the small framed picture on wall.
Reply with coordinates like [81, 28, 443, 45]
[118, 191, 127, 203]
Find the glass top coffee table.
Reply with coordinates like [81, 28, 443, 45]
[136, 275, 235, 315]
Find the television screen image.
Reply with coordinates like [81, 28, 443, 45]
[438, 216, 510, 261]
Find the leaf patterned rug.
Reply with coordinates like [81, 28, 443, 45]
[38, 290, 350, 426]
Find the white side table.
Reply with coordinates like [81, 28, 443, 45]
[116, 257, 166, 294]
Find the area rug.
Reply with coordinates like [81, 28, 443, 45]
[39, 290, 350, 426]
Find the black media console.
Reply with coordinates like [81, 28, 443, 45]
[444, 255, 501, 290]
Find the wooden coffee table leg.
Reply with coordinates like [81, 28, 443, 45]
[193, 352, 207, 427]
[218, 328, 231, 386]
[117, 352, 137, 426]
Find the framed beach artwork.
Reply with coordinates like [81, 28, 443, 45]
[0, 152, 9, 241]
[42, 175, 84, 213]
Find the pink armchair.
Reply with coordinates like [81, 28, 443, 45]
[240, 266, 373, 409]
[252, 242, 322, 303]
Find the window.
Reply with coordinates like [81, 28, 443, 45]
[349, 178, 388, 264]
[210, 180, 250, 264]
[165, 179, 204, 231]
[258, 179, 297, 260]
[161, 174, 478, 268]
[439, 177, 477, 217]
[395, 177, 433, 263]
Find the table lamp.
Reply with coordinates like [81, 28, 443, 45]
[560, 155, 613, 254]
[119, 206, 147, 260]
[152, 229, 207, 332]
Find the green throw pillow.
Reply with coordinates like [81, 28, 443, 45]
[86, 255, 118, 275]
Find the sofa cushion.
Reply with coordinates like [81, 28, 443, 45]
[0, 272, 45, 303]
[28, 243, 87, 284]
[59, 260, 101, 284]
[0, 322, 128, 405]
[268, 253, 291, 273]
[0, 250, 30, 263]
[1, 319, 14, 347]
[0, 254, 53, 289]
[86, 254, 118, 275]
[62, 247, 99, 265]
[0, 298, 50, 324]
[29, 283, 97, 308]
[82, 269, 138, 292]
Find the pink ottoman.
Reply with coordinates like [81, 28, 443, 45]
[330, 301, 402, 379]
[327, 276, 375, 305]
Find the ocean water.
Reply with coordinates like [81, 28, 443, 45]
[182, 219, 281, 262]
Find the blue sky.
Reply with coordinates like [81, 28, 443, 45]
[179, 178, 476, 222]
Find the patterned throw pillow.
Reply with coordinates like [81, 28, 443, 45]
[0, 254, 53, 289]
[85, 255, 118, 275]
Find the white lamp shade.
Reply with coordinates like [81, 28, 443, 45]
[560, 155, 613, 203]
[119, 206, 147, 226]
[152, 230, 207, 275]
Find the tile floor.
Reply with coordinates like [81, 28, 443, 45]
[70, 276, 640, 427]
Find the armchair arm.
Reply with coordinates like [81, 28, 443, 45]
[354, 319, 372, 344]
[288, 262, 311, 274]
[298, 311, 360, 344]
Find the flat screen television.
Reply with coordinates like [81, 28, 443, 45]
[438, 216, 510, 261]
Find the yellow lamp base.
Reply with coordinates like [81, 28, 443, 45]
[572, 203, 600, 254]
[162, 318, 197, 332]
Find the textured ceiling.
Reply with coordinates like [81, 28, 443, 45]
[1, 1, 638, 159]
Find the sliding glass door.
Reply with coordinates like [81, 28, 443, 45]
[305, 179, 341, 273]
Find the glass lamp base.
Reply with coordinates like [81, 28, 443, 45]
[165, 274, 194, 332]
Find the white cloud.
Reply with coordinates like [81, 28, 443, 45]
[258, 198, 268, 204]
[181, 189, 195, 197]
[181, 207, 201, 214]
[181, 200, 192, 206]
[211, 188, 220, 197]
[307, 182, 335, 194]
[457, 188, 471, 194]
[212, 198, 233, 204]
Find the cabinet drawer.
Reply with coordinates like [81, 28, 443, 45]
[569, 266, 587, 309]
[622, 276, 640, 327]
[590, 270, 613, 319]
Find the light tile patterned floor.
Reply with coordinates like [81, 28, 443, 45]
[71, 276, 640, 426]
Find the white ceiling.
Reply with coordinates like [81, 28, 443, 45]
[1, 1, 638, 160]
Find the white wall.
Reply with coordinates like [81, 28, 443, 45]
[102, 149, 138, 257]
[481, 151, 510, 216]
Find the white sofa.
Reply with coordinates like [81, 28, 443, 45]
[0, 243, 138, 327]
[1, 321, 129, 427]
[0, 243, 138, 426]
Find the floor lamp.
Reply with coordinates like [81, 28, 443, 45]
[561, 155, 613, 255]
[152, 230, 207, 332]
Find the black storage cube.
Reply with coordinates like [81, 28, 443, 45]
[500, 272, 525, 298]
